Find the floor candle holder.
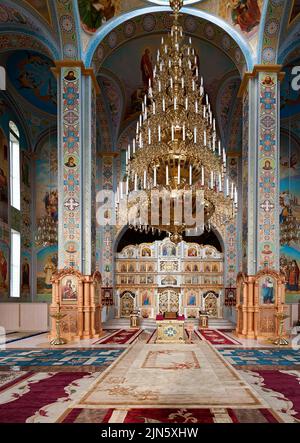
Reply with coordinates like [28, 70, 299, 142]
[50, 309, 67, 345]
[273, 312, 289, 346]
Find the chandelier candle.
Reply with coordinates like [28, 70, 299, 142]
[117, 0, 237, 243]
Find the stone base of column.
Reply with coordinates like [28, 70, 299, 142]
[235, 270, 287, 340]
[49, 269, 103, 343]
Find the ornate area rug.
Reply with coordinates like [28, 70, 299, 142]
[0, 371, 100, 423]
[61, 407, 279, 423]
[0, 348, 124, 371]
[76, 342, 264, 408]
[239, 369, 300, 423]
[93, 329, 143, 345]
[219, 348, 300, 369]
[199, 329, 240, 346]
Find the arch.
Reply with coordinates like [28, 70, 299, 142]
[84, 6, 254, 71]
[0, 0, 60, 60]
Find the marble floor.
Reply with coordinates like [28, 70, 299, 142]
[0, 329, 299, 423]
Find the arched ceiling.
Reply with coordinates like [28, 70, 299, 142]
[0, 0, 298, 154]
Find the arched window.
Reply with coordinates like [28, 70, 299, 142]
[0, 66, 5, 90]
[9, 121, 20, 210]
[9, 121, 21, 298]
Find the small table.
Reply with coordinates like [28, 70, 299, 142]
[156, 315, 185, 344]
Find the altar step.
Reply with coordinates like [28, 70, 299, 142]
[103, 317, 235, 331]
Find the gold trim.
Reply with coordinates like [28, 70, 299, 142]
[238, 65, 286, 98]
[51, 61, 100, 95]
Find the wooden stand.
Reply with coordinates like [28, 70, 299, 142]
[49, 269, 103, 342]
[236, 270, 287, 340]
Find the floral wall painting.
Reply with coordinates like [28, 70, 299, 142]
[0, 129, 8, 224]
[259, 276, 275, 305]
[0, 242, 8, 297]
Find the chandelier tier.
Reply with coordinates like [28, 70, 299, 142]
[117, 0, 237, 242]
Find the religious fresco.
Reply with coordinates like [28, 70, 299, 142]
[103, 34, 237, 122]
[280, 131, 300, 303]
[0, 241, 9, 297]
[6, 51, 57, 115]
[21, 251, 31, 295]
[0, 128, 8, 224]
[35, 134, 58, 223]
[36, 246, 58, 298]
[35, 135, 58, 299]
[78, 0, 145, 33]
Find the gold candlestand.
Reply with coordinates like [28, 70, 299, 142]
[273, 312, 289, 346]
[50, 309, 67, 345]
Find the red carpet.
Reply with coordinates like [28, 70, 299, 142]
[199, 329, 240, 345]
[256, 370, 300, 421]
[94, 329, 143, 345]
[0, 372, 89, 423]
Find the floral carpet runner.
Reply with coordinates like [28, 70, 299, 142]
[94, 329, 143, 345]
[62, 407, 279, 423]
[199, 329, 240, 346]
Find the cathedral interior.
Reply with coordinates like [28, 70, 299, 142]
[0, 0, 300, 426]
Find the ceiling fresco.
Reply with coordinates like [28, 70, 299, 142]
[6, 50, 57, 115]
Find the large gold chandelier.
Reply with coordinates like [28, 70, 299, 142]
[117, 0, 237, 243]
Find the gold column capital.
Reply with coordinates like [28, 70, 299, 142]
[238, 64, 286, 98]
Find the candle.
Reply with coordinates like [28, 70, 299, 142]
[172, 125, 175, 141]
[144, 170, 147, 189]
[206, 94, 209, 105]
[211, 171, 214, 189]
[120, 181, 123, 199]
[226, 178, 229, 196]
[177, 163, 180, 185]
[128, 144, 131, 160]
[134, 174, 137, 192]
[218, 140, 221, 156]
[189, 164, 192, 186]
[133, 139, 136, 154]
[194, 127, 197, 144]
[148, 127, 151, 144]
[166, 165, 169, 185]
[163, 97, 165, 112]
[126, 151, 128, 165]
[126, 177, 129, 195]
[174, 97, 177, 110]
[183, 124, 186, 141]
[201, 166, 204, 186]
[154, 167, 157, 187]
[185, 97, 188, 110]
[195, 100, 198, 113]
[204, 130, 207, 146]
[158, 125, 161, 142]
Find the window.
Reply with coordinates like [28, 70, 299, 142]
[10, 229, 21, 298]
[9, 121, 20, 210]
[0, 66, 5, 90]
